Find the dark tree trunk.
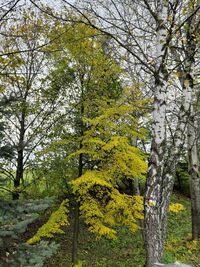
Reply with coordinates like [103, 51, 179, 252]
[72, 101, 84, 266]
[189, 155, 200, 239]
[72, 152, 83, 266]
[133, 178, 140, 196]
[12, 112, 25, 200]
[13, 149, 23, 200]
[176, 171, 182, 191]
[72, 200, 80, 265]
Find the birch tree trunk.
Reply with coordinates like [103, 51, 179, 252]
[184, 16, 200, 239]
[144, 3, 171, 266]
[188, 111, 200, 239]
[143, 1, 199, 264]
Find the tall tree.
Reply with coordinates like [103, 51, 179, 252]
[42, 21, 124, 265]
[180, 2, 200, 239]
[0, 9, 72, 199]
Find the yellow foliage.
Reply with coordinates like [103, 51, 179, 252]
[52, 22, 148, 240]
[186, 240, 198, 250]
[69, 85, 147, 239]
[27, 199, 69, 244]
[169, 203, 185, 213]
[74, 261, 83, 267]
[72, 171, 144, 239]
[72, 170, 112, 194]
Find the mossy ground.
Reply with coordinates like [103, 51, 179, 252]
[43, 193, 200, 267]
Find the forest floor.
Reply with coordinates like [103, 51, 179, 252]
[42, 193, 200, 267]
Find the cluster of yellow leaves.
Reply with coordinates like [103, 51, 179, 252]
[169, 203, 185, 213]
[72, 170, 112, 193]
[27, 199, 69, 244]
[103, 136, 147, 178]
[72, 171, 144, 239]
[72, 139, 147, 179]
[77, 100, 147, 172]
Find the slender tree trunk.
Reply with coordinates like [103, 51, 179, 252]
[184, 15, 200, 240]
[133, 178, 140, 196]
[72, 101, 84, 266]
[12, 112, 25, 200]
[176, 171, 182, 191]
[185, 44, 200, 239]
[72, 197, 80, 265]
[188, 115, 200, 239]
[72, 152, 83, 265]
[185, 76, 200, 239]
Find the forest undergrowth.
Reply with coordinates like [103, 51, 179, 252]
[41, 193, 200, 267]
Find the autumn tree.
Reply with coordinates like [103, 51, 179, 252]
[70, 88, 147, 237]
[25, 18, 148, 265]
[29, 1, 200, 265]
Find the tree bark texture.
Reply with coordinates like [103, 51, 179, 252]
[185, 16, 200, 239]
[144, 3, 173, 266]
[188, 115, 200, 239]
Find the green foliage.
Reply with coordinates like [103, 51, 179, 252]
[0, 197, 54, 244]
[0, 9, 72, 199]
[29, 21, 124, 201]
[50, 22, 123, 98]
[74, 261, 83, 267]
[165, 194, 200, 266]
[1, 241, 59, 267]
[0, 197, 58, 267]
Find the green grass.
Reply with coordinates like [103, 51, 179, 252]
[42, 193, 200, 267]
[164, 194, 200, 266]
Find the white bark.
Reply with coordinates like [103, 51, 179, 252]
[185, 14, 200, 239]
[178, 12, 200, 239]
[188, 106, 200, 238]
[144, 3, 171, 267]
